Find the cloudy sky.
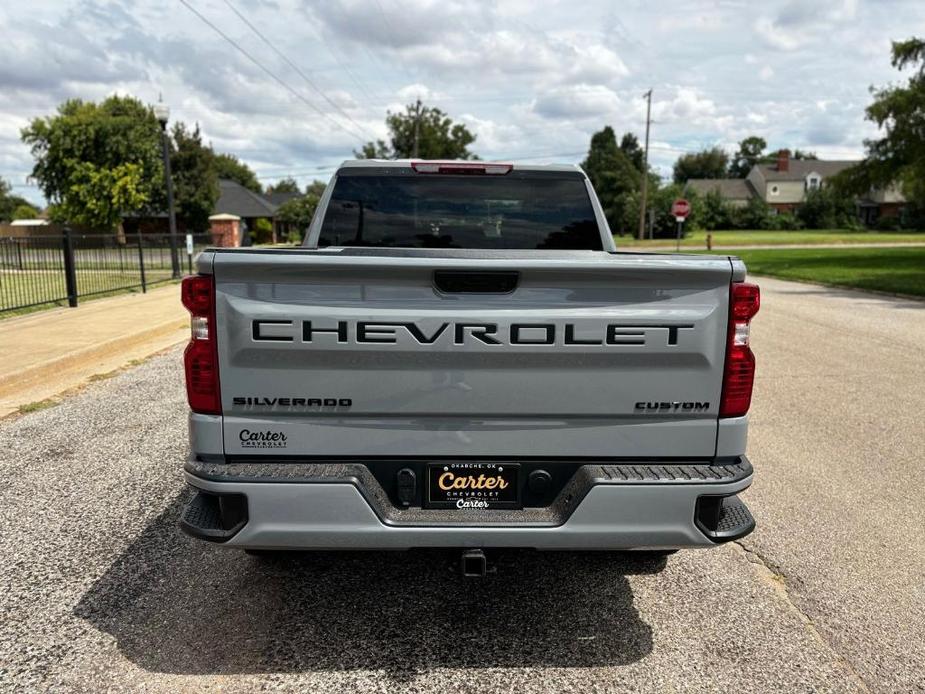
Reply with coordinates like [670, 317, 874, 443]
[2, 0, 923, 205]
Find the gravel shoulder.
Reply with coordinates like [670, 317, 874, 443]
[1, 277, 921, 691]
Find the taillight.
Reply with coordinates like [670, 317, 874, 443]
[720, 282, 760, 418]
[411, 161, 512, 175]
[181, 275, 221, 414]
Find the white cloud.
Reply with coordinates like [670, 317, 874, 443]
[533, 85, 622, 120]
[311, 0, 493, 50]
[393, 29, 629, 89]
[754, 0, 859, 51]
[653, 89, 722, 126]
[396, 84, 438, 102]
[0, 0, 921, 206]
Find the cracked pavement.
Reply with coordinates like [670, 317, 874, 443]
[0, 276, 922, 692]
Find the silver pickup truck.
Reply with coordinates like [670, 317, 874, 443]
[179, 159, 760, 574]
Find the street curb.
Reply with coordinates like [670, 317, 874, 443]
[0, 317, 188, 397]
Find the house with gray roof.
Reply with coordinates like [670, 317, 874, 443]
[123, 179, 304, 243]
[685, 150, 906, 223]
[745, 151, 860, 213]
[214, 179, 278, 220]
[685, 178, 756, 208]
[262, 190, 303, 208]
[211, 180, 304, 244]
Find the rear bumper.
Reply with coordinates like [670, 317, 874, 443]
[181, 458, 754, 550]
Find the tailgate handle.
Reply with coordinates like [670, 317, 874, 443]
[433, 270, 519, 294]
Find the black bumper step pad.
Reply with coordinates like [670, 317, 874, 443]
[180, 491, 248, 543]
[695, 494, 756, 543]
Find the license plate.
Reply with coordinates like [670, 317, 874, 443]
[426, 462, 520, 509]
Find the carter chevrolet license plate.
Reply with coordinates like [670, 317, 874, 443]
[426, 462, 520, 510]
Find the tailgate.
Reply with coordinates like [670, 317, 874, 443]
[212, 250, 733, 458]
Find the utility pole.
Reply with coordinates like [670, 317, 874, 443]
[637, 89, 653, 241]
[411, 99, 421, 158]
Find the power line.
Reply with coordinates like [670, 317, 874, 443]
[506, 150, 586, 161]
[316, 17, 382, 104]
[177, 0, 369, 144]
[361, 44, 402, 100]
[649, 144, 702, 154]
[219, 0, 378, 142]
[177, 144, 703, 183]
[370, 0, 419, 89]
[0, 83, 869, 114]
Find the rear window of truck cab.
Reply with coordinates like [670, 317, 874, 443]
[317, 169, 603, 250]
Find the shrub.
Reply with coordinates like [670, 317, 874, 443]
[766, 212, 804, 231]
[277, 194, 322, 242]
[876, 214, 902, 231]
[251, 217, 274, 244]
[797, 187, 858, 229]
[899, 202, 925, 230]
[700, 190, 733, 230]
[740, 196, 775, 229]
[12, 203, 38, 220]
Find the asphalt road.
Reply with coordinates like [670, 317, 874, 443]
[0, 276, 922, 692]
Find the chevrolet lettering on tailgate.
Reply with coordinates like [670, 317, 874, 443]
[252, 320, 696, 347]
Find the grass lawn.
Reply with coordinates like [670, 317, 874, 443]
[616, 229, 925, 248]
[724, 246, 925, 297]
[0, 269, 174, 318]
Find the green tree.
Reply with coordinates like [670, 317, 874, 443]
[20, 96, 163, 229]
[728, 136, 767, 178]
[770, 148, 817, 161]
[835, 38, 925, 207]
[214, 153, 262, 193]
[170, 122, 219, 233]
[267, 177, 300, 193]
[12, 204, 38, 220]
[0, 176, 10, 220]
[0, 177, 39, 221]
[357, 100, 478, 160]
[672, 147, 730, 184]
[276, 196, 319, 241]
[650, 184, 693, 236]
[49, 162, 148, 229]
[276, 180, 327, 242]
[619, 185, 706, 238]
[619, 133, 645, 173]
[580, 126, 642, 235]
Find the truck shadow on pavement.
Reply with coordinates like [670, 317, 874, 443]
[74, 493, 657, 680]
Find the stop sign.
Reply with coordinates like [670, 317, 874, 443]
[671, 199, 691, 219]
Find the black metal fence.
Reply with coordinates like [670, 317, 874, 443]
[0, 231, 212, 314]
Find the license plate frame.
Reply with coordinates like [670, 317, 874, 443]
[425, 462, 521, 510]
